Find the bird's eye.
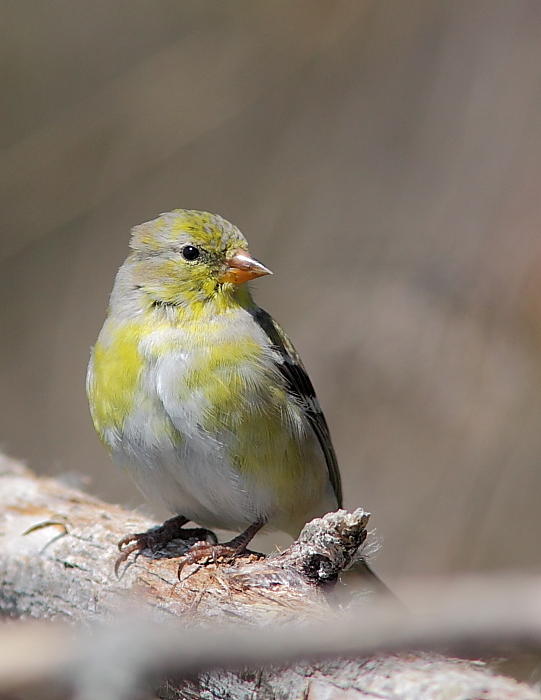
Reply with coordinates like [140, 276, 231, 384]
[181, 245, 200, 261]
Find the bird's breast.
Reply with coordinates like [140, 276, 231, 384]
[87, 312, 331, 529]
[87, 312, 290, 450]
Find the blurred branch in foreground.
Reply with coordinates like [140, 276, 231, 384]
[0, 453, 540, 699]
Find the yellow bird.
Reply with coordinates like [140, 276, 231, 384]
[87, 209, 380, 581]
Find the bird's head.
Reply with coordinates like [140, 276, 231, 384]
[124, 209, 272, 308]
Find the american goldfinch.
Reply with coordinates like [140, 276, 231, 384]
[87, 209, 375, 577]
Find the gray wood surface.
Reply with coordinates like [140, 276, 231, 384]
[0, 453, 539, 699]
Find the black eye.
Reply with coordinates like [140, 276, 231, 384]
[181, 245, 200, 261]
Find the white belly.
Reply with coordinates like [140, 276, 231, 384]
[111, 403, 282, 531]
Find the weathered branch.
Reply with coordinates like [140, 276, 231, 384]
[0, 454, 371, 624]
[0, 453, 539, 699]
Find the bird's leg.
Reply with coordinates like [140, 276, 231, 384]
[177, 519, 265, 577]
[115, 514, 217, 576]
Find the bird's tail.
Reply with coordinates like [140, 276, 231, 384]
[342, 558, 402, 605]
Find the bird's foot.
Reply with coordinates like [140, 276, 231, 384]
[177, 542, 235, 575]
[115, 514, 217, 576]
[177, 520, 266, 579]
[177, 541, 264, 579]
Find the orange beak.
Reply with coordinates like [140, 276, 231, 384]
[218, 249, 273, 285]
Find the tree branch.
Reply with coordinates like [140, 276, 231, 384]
[0, 453, 539, 700]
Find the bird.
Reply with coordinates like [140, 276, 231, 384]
[87, 209, 382, 584]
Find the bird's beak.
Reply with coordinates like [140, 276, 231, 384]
[218, 249, 273, 284]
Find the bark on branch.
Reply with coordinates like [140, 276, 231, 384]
[0, 453, 539, 700]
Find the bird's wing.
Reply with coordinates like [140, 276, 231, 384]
[250, 307, 343, 508]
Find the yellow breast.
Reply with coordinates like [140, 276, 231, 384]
[87, 321, 146, 440]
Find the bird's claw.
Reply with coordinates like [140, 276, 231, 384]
[114, 539, 144, 577]
[177, 542, 238, 579]
[176, 542, 265, 580]
[114, 524, 217, 577]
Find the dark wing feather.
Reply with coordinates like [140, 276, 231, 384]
[250, 307, 343, 508]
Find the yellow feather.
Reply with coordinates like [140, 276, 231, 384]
[88, 323, 145, 437]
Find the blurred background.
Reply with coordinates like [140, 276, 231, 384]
[2, 0, 541, 582]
